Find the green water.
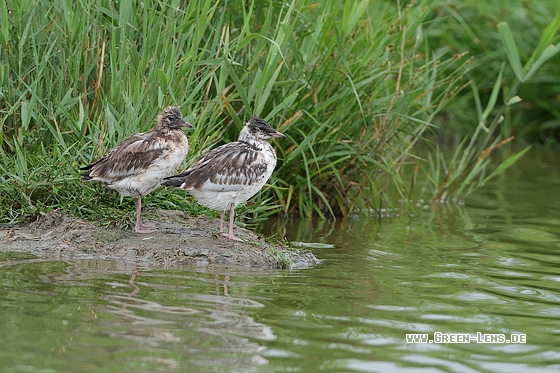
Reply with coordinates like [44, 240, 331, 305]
[1, 147, 559, 372]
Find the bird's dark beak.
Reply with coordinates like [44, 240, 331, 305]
[270, 131, 286, 139]
[182, 120, 193, 128]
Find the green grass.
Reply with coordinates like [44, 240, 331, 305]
[0, 0, 558, 227]
[424, 0, 560, 144]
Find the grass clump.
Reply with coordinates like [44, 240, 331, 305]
[0, 0, 558, 227]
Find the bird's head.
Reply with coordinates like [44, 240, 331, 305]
[157, 106, 193, 130]
[245, 117, 286, 141]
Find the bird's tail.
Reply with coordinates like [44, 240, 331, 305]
[163, 170, 191, 188]
[79, 164, 95, 181]
[162, 177, 184, 188]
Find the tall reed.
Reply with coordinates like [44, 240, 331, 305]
[0, 0, 553, 225]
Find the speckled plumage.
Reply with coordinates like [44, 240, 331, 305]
[81, 106, 192, 233]
[164, 116, 285, 241]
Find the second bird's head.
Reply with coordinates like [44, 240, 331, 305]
[246, 117, 286, 140]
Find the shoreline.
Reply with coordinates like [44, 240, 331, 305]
[0, 209, 321, 270]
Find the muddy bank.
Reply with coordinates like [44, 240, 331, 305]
[0, 210, 320, 269]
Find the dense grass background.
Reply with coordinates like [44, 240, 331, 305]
[0, 0, 558, 227]
[425, 0, 560, 144]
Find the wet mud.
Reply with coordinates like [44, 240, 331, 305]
[0, 209, 320, 269]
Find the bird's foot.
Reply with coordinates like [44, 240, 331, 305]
[141, 221, 157, 228]
[135, 221, 158, 233]
[221, 232, 244, 242]
[135, 227, 157, 234]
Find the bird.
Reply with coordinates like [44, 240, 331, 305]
[81, 106, 192, 233]
[163, 116, 285, 241]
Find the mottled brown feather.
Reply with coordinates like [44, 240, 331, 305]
[81, 132, 169, 182]
[168, 142, 268, 191]
[81, 106, 191, 185]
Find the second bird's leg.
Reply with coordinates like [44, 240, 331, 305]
[222, 203, 243, 242]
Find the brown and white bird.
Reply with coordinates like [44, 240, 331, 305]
[81, 106, 192, 233]
[163, 117, 285, 241]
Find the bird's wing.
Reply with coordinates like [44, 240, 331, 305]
[82, 131, 168, 181]
[175, 142, 268, 192]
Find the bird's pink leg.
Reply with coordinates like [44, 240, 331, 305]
[222, 204, 243, 242]
[219, 210, 225, 233]
[134, 197, 157, 233]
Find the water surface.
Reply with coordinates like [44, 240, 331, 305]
[1, 147, 559, 372]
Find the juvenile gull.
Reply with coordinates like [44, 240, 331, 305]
[81, 106, 192, 233]
[164, 117, 285, 241]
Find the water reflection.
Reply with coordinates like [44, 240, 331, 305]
[1, 148, 560, 372]
[0, 259, 277, 372]
[254, 148, 560, 372]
